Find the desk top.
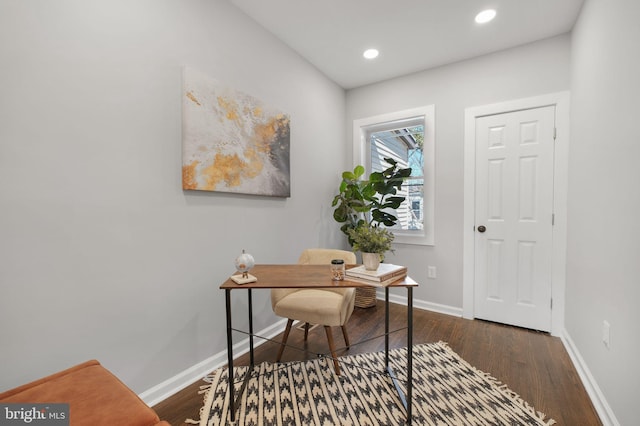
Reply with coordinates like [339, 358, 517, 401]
[220, 264, 418, 290]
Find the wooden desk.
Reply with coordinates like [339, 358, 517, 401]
[221, 264, 418, 424]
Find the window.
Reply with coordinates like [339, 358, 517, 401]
[353, 106, 435, 245]
[369, 124, 424, 231]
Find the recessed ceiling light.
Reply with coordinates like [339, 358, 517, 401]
[475, 9, 496, 24]
[363, 48, 379, 59]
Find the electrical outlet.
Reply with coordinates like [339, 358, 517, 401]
[427, 266, 437, 279]
[602, 320, 610, 349]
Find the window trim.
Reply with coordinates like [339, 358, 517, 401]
[353, 105, 435, 246]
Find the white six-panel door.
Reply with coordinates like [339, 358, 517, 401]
[474, 106, 555, 332]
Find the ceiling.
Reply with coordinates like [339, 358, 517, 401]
[229, 0, 585, 89]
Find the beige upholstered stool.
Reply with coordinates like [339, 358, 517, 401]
[271, 248, 356, 374]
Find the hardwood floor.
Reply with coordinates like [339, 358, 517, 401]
[153, 301, 601, 425]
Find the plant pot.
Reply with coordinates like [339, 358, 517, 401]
[362, 252, 381, 271]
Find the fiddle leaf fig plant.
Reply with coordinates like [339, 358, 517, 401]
[332, 158, 412, 248]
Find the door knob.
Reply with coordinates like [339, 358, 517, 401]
[477, 225, 486, 233]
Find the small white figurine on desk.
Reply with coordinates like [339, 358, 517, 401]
[231, 249, 257, 284]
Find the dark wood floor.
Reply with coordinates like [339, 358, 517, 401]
[153, 301, 601, 425]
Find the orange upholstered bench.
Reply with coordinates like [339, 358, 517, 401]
[0, 360, 170, 426]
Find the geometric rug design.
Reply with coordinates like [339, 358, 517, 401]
[189, 342, 555, 425]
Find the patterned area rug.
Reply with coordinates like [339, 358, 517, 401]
[189, 342, 555, 425]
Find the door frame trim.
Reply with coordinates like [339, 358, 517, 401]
[463, 91, 570, 336]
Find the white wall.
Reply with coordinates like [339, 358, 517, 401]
[346, 35, 571, 311]
[566, 0, 640, 424]
[4, 3, 637, 423]
[0, 0, 347, 394]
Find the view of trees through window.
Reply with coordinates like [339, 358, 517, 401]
[369, 125, 425, 231]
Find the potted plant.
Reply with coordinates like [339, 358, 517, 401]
[332, 158, 411, 269]
[347, 225, 394, 270]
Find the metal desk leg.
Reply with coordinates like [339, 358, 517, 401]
[407, 286, 413, 425]
[248, 289, 254, 366]
[385, 287, 390, 368]
[225, 289, 235, 422]
[385, 286, 411, 424]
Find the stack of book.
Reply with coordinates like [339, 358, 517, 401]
[344, 263, 407, 287]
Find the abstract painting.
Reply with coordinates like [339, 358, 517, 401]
[182, 67, 290, 197]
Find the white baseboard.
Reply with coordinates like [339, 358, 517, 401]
[377, 290, 463, 317]
[141, 296, 460, 406]
[561, 329, 618, 426]
[139, 318, 288, 407]
[142, 297, 461, 406]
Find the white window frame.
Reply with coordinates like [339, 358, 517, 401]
[353, 105, 435, 246]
